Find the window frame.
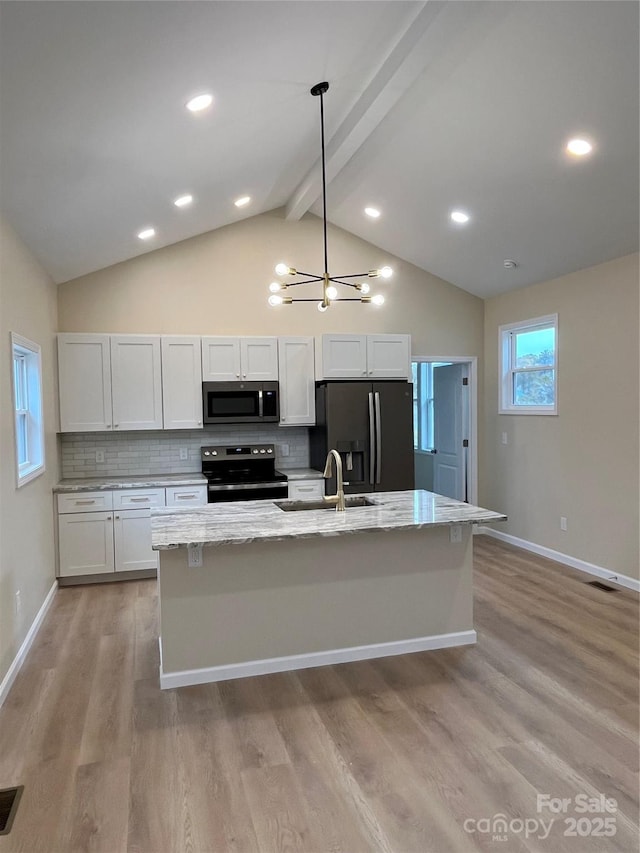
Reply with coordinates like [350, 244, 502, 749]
[411, 361, 449, 452]
[499, 314, 558, 415]
[10, 332, 46, 486]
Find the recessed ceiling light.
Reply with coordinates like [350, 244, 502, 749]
[364, 207, 381, 218]
[137, 227, 156, 240]
[451, 210, 470, 224]
[234, 196, 251, 208]
[174, 194, 193, 208]
[566, 138, 592, 156]
[186, 93, 213, 113]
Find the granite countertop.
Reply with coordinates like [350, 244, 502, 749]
[150, 489, 507, 550]
[278, 467, 324, 481]
[54, 473, 208, 493]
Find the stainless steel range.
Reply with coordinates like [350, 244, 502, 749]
[201, 444, 288, 503]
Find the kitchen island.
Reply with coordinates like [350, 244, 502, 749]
[151, 490, 506, 689]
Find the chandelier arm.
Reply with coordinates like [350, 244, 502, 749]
[319, 90, 329, 277]
[291, 270, 321, 279]
[327, 278, 363, 289]
[284, 278, 324, 287]
[328, 273, 372, 281]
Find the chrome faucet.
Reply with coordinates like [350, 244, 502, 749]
[323, 449, 346, 511]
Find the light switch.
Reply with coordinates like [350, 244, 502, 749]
[501, 432, 508, 445]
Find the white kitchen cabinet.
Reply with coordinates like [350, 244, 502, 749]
[57, 488, 161, 579]
[165, 485, 207, 507]
[201, 336, 278, 381]
[316, 334, 410, 380]
[58, 334, 113, 432]
[288, 480, 324, 501]
[110, 336, 163, 430]
[278, 337, 316, 425]
[161, 336, 203, 430]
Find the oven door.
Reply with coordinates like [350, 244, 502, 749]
[207, 481, 288, 503]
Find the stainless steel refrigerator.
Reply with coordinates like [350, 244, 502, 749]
[310, 381, 414, 494]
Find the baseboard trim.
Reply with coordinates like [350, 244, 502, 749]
[476, 527, 640, 593]
[159, 629, 477, 690]
[0, 580, 58, 708]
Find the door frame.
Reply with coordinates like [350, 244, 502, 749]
[412, 356, 478, 505]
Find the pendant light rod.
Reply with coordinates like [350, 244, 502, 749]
[311, 81, 330, 277]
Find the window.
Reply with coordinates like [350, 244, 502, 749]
[411, 361, 450, 450]
[499, 314, 558, 414]
[11, 333, 45, 485]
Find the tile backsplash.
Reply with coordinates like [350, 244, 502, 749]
[60, 425, 310, 479]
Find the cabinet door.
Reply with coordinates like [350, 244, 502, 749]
[113, 509, 158, 572]
[58, 512, 115, 577]
[241, 338, 278, 380]
[165, 485, 208, 507]
[319, 334, 368, 379]
[288, 480, 324, 501]
[367, 335, 410, 379]
[161, 336, 203, 429]
[201, 337, 241, 381]
[278, 337, 315, 425]
[110, 336, 163, 430]
[58, 334, 112, 432]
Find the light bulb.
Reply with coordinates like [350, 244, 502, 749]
[380, 266, 393, 278]
[359, 282, 370, 294]
[186, 93, 213, 113]
[450, 210, 470, 224]
[566, 138, 592, 156]
[174, 194, 193, 208]
[137, 228, 156, 240]
[275, 262, 289, 276]
[372, 294, 385, 306]
[269, 282, 281, 293]
[317, 301, 328, 313]
[268, 294, 283, 307]
[326, 285, 338, 300]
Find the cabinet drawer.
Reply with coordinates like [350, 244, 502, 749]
[288, 480, 324, 501]
[112, 488, 165, 509]
[57, 491, 113, 513]
[165, 485, 208, 507]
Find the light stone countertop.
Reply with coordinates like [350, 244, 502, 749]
[54, 473, 208, 492]
[150, 489, 507, 550]
[278, 467, 324, 481]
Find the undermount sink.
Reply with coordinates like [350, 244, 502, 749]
[275, 496, 377, 512]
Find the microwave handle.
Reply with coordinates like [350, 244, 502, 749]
[258, 389, 263, 417]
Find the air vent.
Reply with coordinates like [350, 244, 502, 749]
[586, 581, 617, 592]
[0, 786, 23, 835]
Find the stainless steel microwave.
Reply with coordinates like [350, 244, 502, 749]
[202, 381, 280, 424]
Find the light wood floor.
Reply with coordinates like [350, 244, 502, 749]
[0, 535, 637, 853]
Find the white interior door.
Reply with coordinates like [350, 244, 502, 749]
[433, 363, 466, 500]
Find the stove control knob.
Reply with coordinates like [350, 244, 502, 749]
[260, 449, 266, 454]
[204, 451, 210, 456]
[212, 450, 217, 456]
[267, 448, 272, 453]
[252, 449, 259, 454]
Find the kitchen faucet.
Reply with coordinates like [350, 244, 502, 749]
[323, 449, 346, 511]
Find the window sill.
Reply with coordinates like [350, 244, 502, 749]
[499, 408, 557, 416]
[17, 462, 46, 488]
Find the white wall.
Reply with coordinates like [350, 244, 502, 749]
[0, 217, 59, 684]
[482, 253, 639, 580]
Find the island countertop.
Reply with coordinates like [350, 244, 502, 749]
[150, 489, 506, 550]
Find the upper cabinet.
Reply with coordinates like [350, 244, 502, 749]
[316, 334, 411, 380]
[58, 333, 162, 432]
[58, 334, 113, 432]
[201, 336, 278, 381]
[278, 337, 316, 426]
[110, 336, 163, 430]
[161, 336, 203, 430]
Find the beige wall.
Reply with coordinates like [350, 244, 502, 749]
[57, 209, 484, 359]
[0, 217, 59, 684]
[482, 253, 639, 580]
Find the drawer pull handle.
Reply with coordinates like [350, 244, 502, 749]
[75, 499, 96, 505]
[177, 493, 196, 499]
[129, 497, 150, 502]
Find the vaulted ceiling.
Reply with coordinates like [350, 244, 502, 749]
[0, 1, 638, 297]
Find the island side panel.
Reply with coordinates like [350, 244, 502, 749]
[158, 525, 473, 682]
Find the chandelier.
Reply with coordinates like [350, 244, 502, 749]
[268, 82, 392, 312]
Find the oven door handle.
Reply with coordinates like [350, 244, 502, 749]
[207, 481, 287, 492]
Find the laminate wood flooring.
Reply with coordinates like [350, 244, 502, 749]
[0, 535, 637, 852]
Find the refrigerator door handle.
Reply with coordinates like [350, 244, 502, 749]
[374, 391, 382, 484]
[368, 392, 375, 485]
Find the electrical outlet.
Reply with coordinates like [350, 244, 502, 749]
[281, 443, 290, 457]
[96, 450, 105, 463]
[501, 432, 508, 445]
[15, 590, 21, 615]
[179, 447, 189, 461]
[560, 517, 567, 531]
[187, 544, 203, 568]
[449, 524, 462, 544]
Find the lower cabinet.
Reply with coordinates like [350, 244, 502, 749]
[57, 484, 207, 579]
[288, 480, 324, 501]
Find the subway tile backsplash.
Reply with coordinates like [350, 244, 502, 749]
[60, 425, 310, 478]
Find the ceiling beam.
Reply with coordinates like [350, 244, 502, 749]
[285, 1, 448, 221]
